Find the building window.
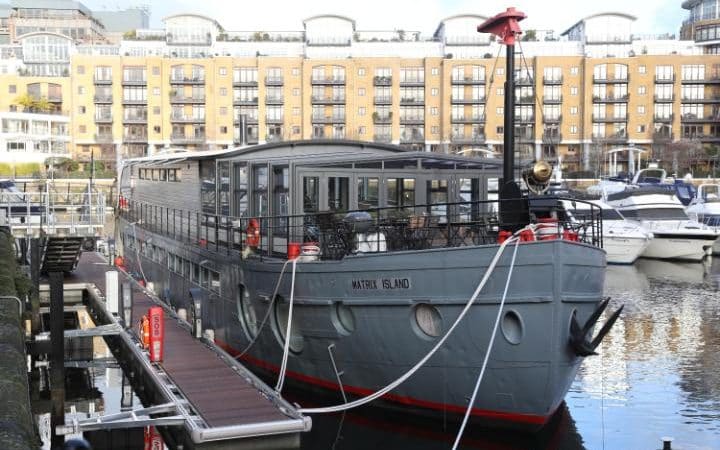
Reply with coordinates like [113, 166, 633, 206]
[292, 67, 300, 76]
[431, 88, 438, 96]
[496, 107, 503, 115]
[220, 126, 228, 134]
[78, 86, 85, 94]
[637, 125, 646, 133]
[430, 107, 438, 116]
[358, 88, 365, 96]
[219, 87, 227, 96]
[78, 106, 86, 114]
[153, 106, 160, 115]
[9, 85, 16, 94]
[431, 126, 439, 134]
[497, 68, 504, 76]
[431, 68, 439, 76]
[79, 125, 86, 133]
[637, 105, 645, 114]
[497, 87, 504, 96]
[292, 107, 300, 116]
[570, 67, 578, 75]
[77, 65, 85, 74]
[638, 65, 646, 74]
[358, 126, 366, 135]
[219, 67, 227, 76]
[153, 126, 161, 133]
[570, 106, 578, 115]
[358, 68, 366, 76]
[292, 126, 300, 134]
[153, 87, 160, 95]
[569, 125, 578, 134]
[570, 87, 578, 95]
[496, 126, 504, 134]
[358, 107, 366, 116]
[293, 88, 300, 96]
[638, 86, 646, 95]
[220, 107, 227, 115]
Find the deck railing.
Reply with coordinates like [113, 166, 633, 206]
[119, 197, 603, 261]
[0, 191, 106, 236]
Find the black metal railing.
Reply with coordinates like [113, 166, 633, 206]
[118, 197, 602, 261]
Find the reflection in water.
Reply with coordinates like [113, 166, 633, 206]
[570, 257, 720, 450]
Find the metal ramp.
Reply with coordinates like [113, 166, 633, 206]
[41, 236, 85, 273]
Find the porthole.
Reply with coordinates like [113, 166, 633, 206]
[237, 285, 258, 339]
[274, 295, 304, 353]
[501, 310, 524, 345]
[414, 303, 442, 338]
[332, 302, 355, 335]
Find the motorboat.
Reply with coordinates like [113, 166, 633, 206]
[562, 199, 651, 264]
[685, 183, 720, 255]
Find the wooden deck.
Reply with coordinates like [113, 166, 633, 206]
[68, 252, 309, 445]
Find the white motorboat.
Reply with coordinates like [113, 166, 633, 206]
[686, 183, 720, 255]
[606, 186, 718, 261]
[562, 199, 652, 264]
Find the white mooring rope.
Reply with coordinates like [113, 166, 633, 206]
[275, 257, 298, 392]
[298, 235, 520, 414]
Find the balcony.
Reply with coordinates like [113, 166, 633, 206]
[516, 130, 535, 142]
[234, 135, 259, 145]
[265, 76, 284, 86]
[593, 132, 627, 143]
[542, 132, 562, 143]
[121, 78, 147, 86]
[121, 98, 147, 105]
[515, 95, 535, 105]
[653, 114, 673, 123]
[592, 115, 627, 122]
[451, 115, 486, 124]
[311, 76, 346, 85]
[170, 95, 206, 104]
[311, 95, 345, 104]
[311, 115, 345, 124]
[169, 76, 205, 85]
[232, 79, 258, 87]
[593, 75, 629, 83]
[265, 116, 284, 124]
[451, 76, 485, 85]
[652, 131, 673, 142]
[399, 97, 424, 105]
[681, 75, 720, 84]
[233, 117, 259, 125]
[399, 117, 424, 125]
[694, 133, 720, 142]
[372, 112, 392, 124]
[265, 95, 284, 105]
[94, 115, 113, 124]
[93, 94, 113, 103]
[654, 75, 675, 83]
[542, 95, 562, 104]
[681, 113, 720, 122]
[373, 133, 392, 143]
[47, 94, 63, 103]
[653, 95, 674, 103]
[94, 133, 113, 143]
[543, 76, 563, 85]
[93, 77, 112, 85]
[170, 133, 206, 144]
[233, 97, 259, 106]
[451, 96, 486, 104]
[451, 134, 486, 144]
[374, 96, 392, 104]
[265, 134, 284, 143]
[515, 76, 534, 86]
[592, 95, 629, 103]
[400, 132, 424, 143]
[170, 115, 205, 123]
[399, 78, 424, 87]
[514, 115, 535, 123]
[543, 114, 562, 124]
[122, 116, 147, 124]
[681, 95, 720, 103]
[373, 76, 392, 86]
[123, 134, 148, 143]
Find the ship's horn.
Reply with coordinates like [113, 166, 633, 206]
[569, 298, 623, 357]
[522, 160, 553, 194]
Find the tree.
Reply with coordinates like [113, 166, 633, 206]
[522, 29, 538, 42]
[14, 93, 36, 112]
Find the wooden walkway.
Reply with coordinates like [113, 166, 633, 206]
[68, 252, 309, 446]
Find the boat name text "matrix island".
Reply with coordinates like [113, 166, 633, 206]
[351, 278, 411, 290]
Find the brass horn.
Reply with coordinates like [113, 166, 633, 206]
[522, 160, 553, 194]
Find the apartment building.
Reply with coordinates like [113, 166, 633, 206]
[0, 9, 718, 175]
[681, 0, 720, 54]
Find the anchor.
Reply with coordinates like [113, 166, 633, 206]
[570, 298, 624, 357]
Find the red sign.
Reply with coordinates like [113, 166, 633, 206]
[144, 426, 164, 450]
[148, 306, 164, 362]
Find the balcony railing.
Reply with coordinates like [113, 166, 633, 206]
[374, 96, 392, 104]
[451, 115, 486, 123]
[373, 76, 392, 86]
[652, 131, 673, 141]
[399, 132, 424, 143]
[123, 134, 148, 142]
[654, 75, 675, 83]
[593, 75, 629, 83]
[170, 115, 205, 123]
[233, 97, 259, 105]
[373, 112, 392, 124]
[121, 78, 147, 86]
[373, 133, 392, 143]
[543, 76, 563, 85]
[93, 94, 113, 103]
[592, 95, 629, 103]
[94, 133, 113, 143]
[543, 114, 562, 123]
[542, 95, 562, 103]
[123, 116, 148, 124]
[169, 76, 205, 84]
[311, 95, 346, 104]
[170, 95, 206, 104]
[542, 132, 562, 143]
[265, 95, 284, 104]
[593, 132, 628, 142]
[311, 76, 346, 84]
[681, 75, 720, 84]
[451, 134, 486, 143]
[514, 115, 535, 123]
[592, 114, 627, 122]
[93, 77, 112, 85]
[681, 95, 720, 103]
[653, 95, 674, 102]
[399, 97, 425, 104]
[265, 76, 284, 85]
[399, 117, 424, 125]
[451, 96, 486, 104]
[170, 133, 205, 143]
[681, 113, 720, 122]
[311, 115, 346, 123]
[451, 76, 485, 85]
[265, 116, 284, 124]
[399, 78, 424, 86]
[94, 115, 113, 124]
[515, 95, 535, 104]
[653, 114, 673, 123]
[232, 79, 258, 87]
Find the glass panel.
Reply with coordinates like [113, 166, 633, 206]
[387, 178, 415, 207]
[303, 176, 319, 213]
[327, 177, 349, 212]
[253, 165, 268, 217]
[357, 177, 379, 210]
[273, 166, 289, 235]
[218, 161, 230, 216]
[233, 163, 248, 217]
[426, 180, 448, 221]
[200, 160, 216, 214]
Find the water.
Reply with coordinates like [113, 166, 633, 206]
[55, 258, 720, 449]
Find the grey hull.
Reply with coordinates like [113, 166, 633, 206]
[121, 222, 606, 429]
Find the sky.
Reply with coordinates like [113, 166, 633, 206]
[85, 0, 685, 37]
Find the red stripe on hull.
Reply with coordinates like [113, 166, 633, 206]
[215, 338, 553, 427]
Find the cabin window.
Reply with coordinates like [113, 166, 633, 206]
[200, 160, 217, 215]
[253, 165, 268, 217]
[327, 177, 349, 212]
[387, 178, 415, 207]
[303, 176, 319, 213]
[218, 162, 230, 216]
[457, 178, 481, 220]
[357, 177, 379, 210]
[427, 180, 449, 221]
[273, 166, 289, 233]
[159, 169, 167, 182]
[168, 169, 178, 182]
[233, 164, 248, 217]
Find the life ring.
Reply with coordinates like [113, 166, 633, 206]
[246, 218, 260, 247]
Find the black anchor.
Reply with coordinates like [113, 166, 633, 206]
[570, 297, 624, 357]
